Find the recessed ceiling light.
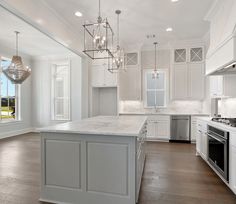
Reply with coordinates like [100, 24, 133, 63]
[75, 11, 83, 17]
[166, 27, 173, 32]
[171, 0, 179, 2]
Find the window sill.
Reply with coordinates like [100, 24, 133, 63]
[0, 119, 23, 126]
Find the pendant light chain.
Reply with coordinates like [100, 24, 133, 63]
[15, 31, 20, 56]
[117, 13, 119, 47]
[154, 42, 157, 71]
[98, 0, 101, 19]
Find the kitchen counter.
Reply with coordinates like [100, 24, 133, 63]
[40, 115, 147, 136]
[196, 117, 236, 132]
[39, 116, 147, 204]
[119, 112, 209, 116]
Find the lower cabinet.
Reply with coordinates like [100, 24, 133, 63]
[229, 144, 236, 194]
[196, 119, 208, 160]
[147, 116, 170, 141]
[191, 117, 198, 142]
[136, 123, 147, 201]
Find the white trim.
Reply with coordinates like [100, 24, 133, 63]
[0, 127, 34, 139]
[51, 60, 71, 121]
[143, 69, 168, 108]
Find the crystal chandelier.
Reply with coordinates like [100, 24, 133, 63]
[152, 42, 159, 79]
[83, 0, 114, 60]
[109, 10, 125, 73]
[3, 31, 31, 84]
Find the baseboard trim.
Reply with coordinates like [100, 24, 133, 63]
[0, 128, 34, 140]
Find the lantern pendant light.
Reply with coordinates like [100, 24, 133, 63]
[3, 31, 31, 84]
[83, 0, 114, 60]
[152, 42, 159, 79]
[109, 10, 125, 73]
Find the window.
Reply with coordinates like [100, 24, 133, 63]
[0, 58, 19, 121]
[51, 61, 70, 121]
[144, 70, 167, 108]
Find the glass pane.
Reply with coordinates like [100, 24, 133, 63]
[147, 73, 157, 89]
[1, 60, 15, 120]
[55, 79, 64, 97]
[156, 73, 165, 89]
[156, 91, 165, 107]
[147, 91, 155, 107]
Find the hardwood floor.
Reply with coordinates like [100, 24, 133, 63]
[0, 133, 235, 204]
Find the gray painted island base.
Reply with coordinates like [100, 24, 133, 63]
[39, 116, 147, 204]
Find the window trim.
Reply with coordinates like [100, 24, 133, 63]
[0, 57, 21, 122]
[51, 60, 71, 121]
[143, 69, 168, 108]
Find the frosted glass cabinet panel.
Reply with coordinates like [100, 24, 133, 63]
[144, 71, 166, 108]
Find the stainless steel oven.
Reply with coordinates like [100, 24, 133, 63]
[207, 125, 229, 182]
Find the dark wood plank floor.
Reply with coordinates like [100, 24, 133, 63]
[0, 133, 235, 204]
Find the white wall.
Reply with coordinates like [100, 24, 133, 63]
[0, 45, 32, 139]
[31, 54, 89, 128]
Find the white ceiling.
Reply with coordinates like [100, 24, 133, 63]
[43, 0, 216, 47]
[0, 5, 73, 57]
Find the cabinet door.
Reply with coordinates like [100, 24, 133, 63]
[119, 67, 141, 100]
[229, 145, 236, 194]
[156, 121, 170, 140]
[189, 63, 205, 100]
[191, 121, 197, 141]
[172, 64, 188, 99]
[91, 65, 105, 87]
[196, 129, 201, 154]
[201, 132, 208, 160]
[147, 121, 156, 139]
[210, 76, 223, 97]
[104, 69, 117, 87]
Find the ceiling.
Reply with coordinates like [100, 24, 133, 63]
[0, 5, 73, 57]
[42, 0, 216, 47]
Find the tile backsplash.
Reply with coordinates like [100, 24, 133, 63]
[219, 98, 236, 118]
[119, 100, 206, 114]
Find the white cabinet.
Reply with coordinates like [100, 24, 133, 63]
[210, 75, 236, 98]
[172, 64, 188, 99]
[119, 67, 141, 100]
[191, 117, 197, 142]
[147, 116, 170, 141]
[210, 76, 223, 97]
[196, 119, 208, 160]
[172, 47, 205, 100]
[189, 63, 205, 100]
[91, 64, 117, 87]
[229, 145, 236, 194]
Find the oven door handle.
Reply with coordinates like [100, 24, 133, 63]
[207, 133, 226, 143]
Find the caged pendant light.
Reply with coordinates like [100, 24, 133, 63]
[152, 42, 159, 79]
[3, 31, 31, 84]
[108, 10, 125, 73]
[83, 0, 114, 61]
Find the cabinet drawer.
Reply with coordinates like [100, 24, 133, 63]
[148, 115, 170, 121]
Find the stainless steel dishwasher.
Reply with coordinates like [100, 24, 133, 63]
[170, 115, 190, 142]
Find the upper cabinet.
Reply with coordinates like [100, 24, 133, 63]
[91, 62, 117, 87]
[210, 75, 236, 98]
[119, 49, 142, 101]
[172, 47, 205, 100]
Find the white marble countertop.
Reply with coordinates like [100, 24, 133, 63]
[39, 116, 147, 137]
[196, 117, 236, 132]
[119, 112, 210, 116]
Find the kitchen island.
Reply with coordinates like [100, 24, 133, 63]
[39, 116, 147, 204]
